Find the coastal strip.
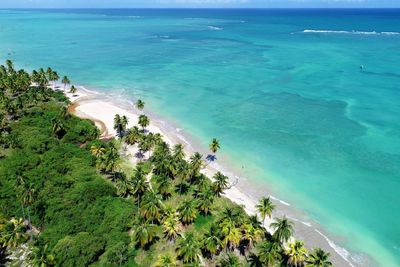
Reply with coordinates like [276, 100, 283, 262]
[64, 85, 357, 267]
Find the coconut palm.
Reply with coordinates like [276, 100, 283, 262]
[121, 115, 129, 132]
[286, 240, 308, 267]
[256, 197, 275, 226]
[219, 252, 241, 267]
[115, 173, 134, 198]
[154, 175, 172, 200]
[212, 172, 229, 197]
[138, 114, 150, 130]
[51, 118, 64, 136]
[131, 219, 157, 248]
[248, 253, 263, 267]
[209, 138, 220, 154]
[131, 166, 150, 209]
[241, 222, 263, 251]
[178, 199, 198, 225]
[61, 76, 70, 89]
[114, 114, 123, 138]
[256, 240, 283, 267]
[30, 244, 56, 267]
[306, 248, 332, 267]
[46, 68, 59, 88]
[69, 85, 77, 94]
[140, 192, 164, 223]
[196, 186, 215, 215]
[189, 152, 203, 175]
[90, 144, 105, 158]
[136, 99, 145, 111]
[153, 253, 177, 267]
[201, 225, 222, 258]
[162, 210, 181, 241]
[270, 216, 294, 244]
[0, 218, 28, 248]
[125, 126, 141, 145]
[219, 219, 241, 251]
[176, 232, 201, 264]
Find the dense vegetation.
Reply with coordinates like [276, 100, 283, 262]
[0, 60, 333, 266]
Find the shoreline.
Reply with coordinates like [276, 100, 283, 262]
[65, 85, 361, 267]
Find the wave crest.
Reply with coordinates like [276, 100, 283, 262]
[302, 29, 400, 36]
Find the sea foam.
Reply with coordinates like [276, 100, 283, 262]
[302, 29, 400, 35]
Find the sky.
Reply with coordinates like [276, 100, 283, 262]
[0, 0, 399, 8]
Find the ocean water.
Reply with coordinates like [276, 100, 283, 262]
[0, 8, 399, 266]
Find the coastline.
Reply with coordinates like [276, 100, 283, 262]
[65, 85, 360, 267]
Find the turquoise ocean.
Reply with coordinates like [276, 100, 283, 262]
[0, 8, 399, 266]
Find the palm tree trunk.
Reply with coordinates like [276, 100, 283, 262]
[27, 206, 33, 240]
[20, 202, 26, 221]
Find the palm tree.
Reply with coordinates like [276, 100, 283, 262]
[30, 244, 56, 267]
[69, 85, 77, 94]
[176, 232, 201, 264]
[196, 186, 215, 215]
[61, 76, 70, 89]
[189, 152, 203, 175]
[270, 216, 294, 244]
[51, 118, 64, 138]
[162, 210, 181, 241]
[201, 225, 221, 258]
[136, 99, 145, 111]
[90, 144, 105, 158]
[153, 253, 177, 267]
[125, 126, 141, 145]
[178, 199, 198, 225]
[306, 248, 332, 267]
[209, 138, 220, 154]
[138, 114, 150, 130]
[241, 222, 263, 251]
[154, 175, 172, 200]
[256, 240, 282, 267]
[114, 114, 123, 138]
[256, 197, 275, 226]
[286, 240, 308, 267]
[0, 218, 28, 248]
[131, 219, 157, 248]
[121, 115, 129, 132]
[132, 166, 149, 210]
[248, 253, 263, 267]
[219, 219, 241, 251]
[46, 68, 59, 88]
[140, 192, 164, 223]
[115, 173, 134, 198]
[212, 172, 229, 197]
[219, 253, 241, 267]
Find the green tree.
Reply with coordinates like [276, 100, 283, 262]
[256, 240, 283, 267]
[201, 225, 221, 258]
[196, 186, 215, 215]
[286, 240, 308, 267]
[218, 252, 241, 267]
[176, 232, 201, 264]
[210, 138, 220, 154]
[153, 253, 177, 267]
[306, 248, 332, 267]
[61, 76, 70, 90]
[131, 219, 158, 248]
[140, 192, 164, 223]
[135, 99, 145, 111]
[138, 114, 150, 130]
[69, 85, 77, 94]
[270, 216, 294, 244]
[212, 172, 229, 197]
[162, 210, 181, 242]
[256, 197, 275, 226]
[0, 218, 28, 248]
[30, 244, 56, 267]
[178, 199, 198, 225]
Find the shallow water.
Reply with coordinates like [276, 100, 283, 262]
[0, 8, 399, 266]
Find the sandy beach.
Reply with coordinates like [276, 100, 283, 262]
[65, 86, 355, 267]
